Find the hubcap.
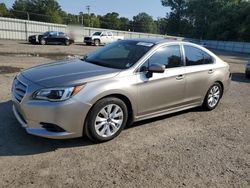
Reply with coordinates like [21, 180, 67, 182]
[207, 85, 220, 108]
[95, 104, 124, 138]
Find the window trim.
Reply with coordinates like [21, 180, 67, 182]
[182, 44, 215, 67]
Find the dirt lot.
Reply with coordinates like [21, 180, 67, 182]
[0, 40, 250, 188]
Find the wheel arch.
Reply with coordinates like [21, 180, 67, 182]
[83, 93, 135, 137]
[215, 80, 224, 97]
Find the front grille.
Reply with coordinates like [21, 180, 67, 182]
[13, 78, 27, 103]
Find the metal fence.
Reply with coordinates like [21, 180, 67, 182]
[201, 40, 250, 53]
[184, 38, 250, 53]
[1, 16, 250, 53]
[0, 17, 165, 42]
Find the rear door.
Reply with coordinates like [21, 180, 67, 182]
[183, 45, 215, 104]
[58, 32, 66, 44]
[137, 45, 186, 116]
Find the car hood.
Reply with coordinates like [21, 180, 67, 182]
[21, 59, 121, 87]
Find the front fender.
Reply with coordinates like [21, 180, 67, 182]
[74, 76, 138, 117]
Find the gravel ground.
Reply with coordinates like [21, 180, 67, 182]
[0, 40, 250, 188]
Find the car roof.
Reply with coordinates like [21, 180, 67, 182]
[125, 38, 208, 48]
[125, 38, 184, 44]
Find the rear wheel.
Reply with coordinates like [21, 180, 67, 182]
[203, 83, 222, 110]
[85, 97, 128, 142]
[94, 39, 100, 46]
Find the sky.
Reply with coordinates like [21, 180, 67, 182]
[3, 0, 169, 19]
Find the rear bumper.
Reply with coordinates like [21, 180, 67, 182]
[224, 72, 232, 93]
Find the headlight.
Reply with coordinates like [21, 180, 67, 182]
[33, 85, 84, 101]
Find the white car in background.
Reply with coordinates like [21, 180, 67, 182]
[84, 31, 124, 46]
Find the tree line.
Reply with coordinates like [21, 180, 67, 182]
[0, 0, 250, 42]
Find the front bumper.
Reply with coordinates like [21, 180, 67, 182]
[84, 37, 93, 44]
[12, 75, 92, 139]
[12, 105, 74, 139]
[28, 36, 39, 44]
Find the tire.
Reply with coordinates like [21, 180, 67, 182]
[84, 97, 128, 142]
[203, 83, 223, 111]
[65, 40, 70, 46]
[40, 39, 46, 45]
[94, 39, 100, 46]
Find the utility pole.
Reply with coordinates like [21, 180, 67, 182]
[86, 5, 90, 27]
[26, 12, 30, 20]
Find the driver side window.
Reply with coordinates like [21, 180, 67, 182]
[148, 45, 183, 69]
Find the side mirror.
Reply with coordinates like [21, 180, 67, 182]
[148, 64, 165, 73]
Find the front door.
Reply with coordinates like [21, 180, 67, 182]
[137, 45, 186, 116]
[100, 32, 109, 44]
[47, 32, 58, 44]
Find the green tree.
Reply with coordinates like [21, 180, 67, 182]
[100, 12, 121, 30]
[161, 0, 187, 35]
[0, 3, 9, 17]
[11, 0, 65, 23]
[119, 17, 130, 31]
[132, 12, 157, 33]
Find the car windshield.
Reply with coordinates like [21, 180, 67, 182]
[92, 32, 102, 36]
[84, 40, 155, 69]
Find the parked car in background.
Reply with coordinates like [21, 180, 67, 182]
[84, 31, 124, 46]
[12, 39, 231, 142]
[28, 31, 74, 45]
[246, 61, 250, 78]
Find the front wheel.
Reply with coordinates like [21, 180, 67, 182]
[40, 39, 46, 45]
[84, 97, 128, 142]
[203, 83, 222, 110]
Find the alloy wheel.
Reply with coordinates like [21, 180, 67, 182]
[94, 104, 124, 138]
[207, 85, 221, 108]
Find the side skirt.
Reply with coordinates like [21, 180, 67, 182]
[134, 102, 202, 122]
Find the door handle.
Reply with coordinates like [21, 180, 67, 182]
[176, 75, 184, 80]
[208, 69, 214, 74]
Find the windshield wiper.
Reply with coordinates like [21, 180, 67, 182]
[84, 59, 103, 66]
[80, 55, 88, 61]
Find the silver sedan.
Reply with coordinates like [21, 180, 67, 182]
[12, 39, 231, 142]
